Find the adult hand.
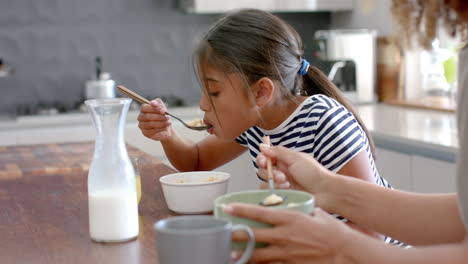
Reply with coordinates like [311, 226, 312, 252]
[137, 99, 173, 141]
[225, 203, 350, 264]
[257, 144, 330, 195]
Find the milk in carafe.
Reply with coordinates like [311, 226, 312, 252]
[89, 190, 139, 241]
[85, 98, 139, 242]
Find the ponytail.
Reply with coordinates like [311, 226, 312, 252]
[301, 66, 376, 158]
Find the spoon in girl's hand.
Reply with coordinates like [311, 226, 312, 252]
[117, 85, 212, 131]
[260, 136, 286, 206]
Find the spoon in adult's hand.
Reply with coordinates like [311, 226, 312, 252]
[260, 136, 286, 206]
[117, 85, 211, 131]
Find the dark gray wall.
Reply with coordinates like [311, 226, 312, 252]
[0, 0, 330, 115]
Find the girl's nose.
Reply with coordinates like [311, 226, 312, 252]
[199, 92, 211, 112]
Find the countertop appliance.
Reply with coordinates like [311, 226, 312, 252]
[179, 0, 353, 13]
[313, 29, 377, 104]
[85, 57, 116, 100]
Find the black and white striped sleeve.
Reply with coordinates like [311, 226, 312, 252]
[312, 105, 366, 172]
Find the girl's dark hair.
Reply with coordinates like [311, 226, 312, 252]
[195, 9, 375, 156]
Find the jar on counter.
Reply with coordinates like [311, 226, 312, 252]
[420, 39, 450, 97]
[376, 36, 403, 102]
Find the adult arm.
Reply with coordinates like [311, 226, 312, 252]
[226, 204, 468, 264]
[335, 151, 385, 240]
[257, 145, 466, 245]
[322, 175, 465, 245]
[341, 225, 468, 264]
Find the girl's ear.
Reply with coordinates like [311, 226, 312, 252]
[252, 77, 275, 107]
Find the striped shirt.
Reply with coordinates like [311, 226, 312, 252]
[236, 95, 390, 188]
[236, 95, 402, 245]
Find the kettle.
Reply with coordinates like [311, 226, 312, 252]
[85, 57, 116, 99]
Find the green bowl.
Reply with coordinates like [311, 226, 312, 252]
[214, 189, 314, 248]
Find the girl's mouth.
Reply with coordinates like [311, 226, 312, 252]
[203, 119, 211, 127]
[204, 119, 214, 134]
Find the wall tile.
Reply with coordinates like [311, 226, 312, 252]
[0, 0, 330, 114]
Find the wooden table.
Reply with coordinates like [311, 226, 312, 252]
[0, 142, 178, 264]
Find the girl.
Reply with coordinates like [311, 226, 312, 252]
[138, 9, 393, 241]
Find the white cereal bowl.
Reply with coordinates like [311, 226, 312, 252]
[159, 171, 231, 214]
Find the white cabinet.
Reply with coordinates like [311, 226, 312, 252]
[16, 125, 94, 145]
[375, 148, 412, 191]
[412, 155, 456, 193]
[375, 147, 456, 193]
[217, 152, 259, 193]
[0, 131, 17, 146]
[180, 0, 353, 14]
[125, 123, 166, 160]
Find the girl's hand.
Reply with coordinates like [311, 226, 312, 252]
[137, 99, 173, 141]
[256, 144, 330, 195]
[225, 203, 350, 264]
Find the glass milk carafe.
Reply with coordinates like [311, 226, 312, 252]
[85, 98, 139, 243]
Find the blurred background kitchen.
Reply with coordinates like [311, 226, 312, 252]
[0, 0, 461, 194]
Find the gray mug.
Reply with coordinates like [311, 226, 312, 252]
[154, 215, 255, 264]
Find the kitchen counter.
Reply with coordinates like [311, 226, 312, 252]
[356, 104, 457, 162]
[0, 106, 205, 130]
[0, 104, 458, 162]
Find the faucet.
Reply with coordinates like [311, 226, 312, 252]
[328, 61, 346, 81]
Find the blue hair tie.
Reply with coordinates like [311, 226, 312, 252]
[298, 59, 310, 75]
